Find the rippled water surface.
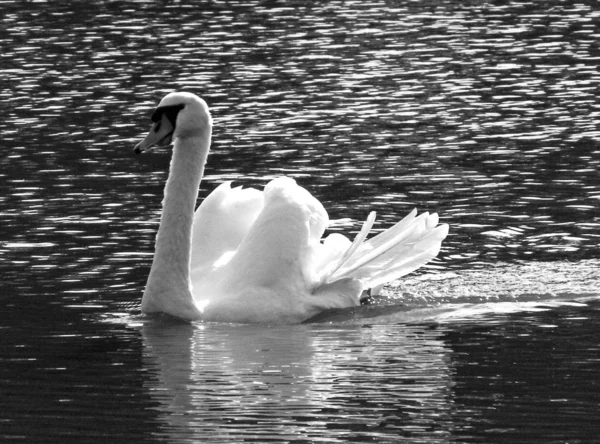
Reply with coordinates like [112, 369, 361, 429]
[1, 0, 600, 442]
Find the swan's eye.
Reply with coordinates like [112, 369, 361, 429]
[154, 121, 161, 132]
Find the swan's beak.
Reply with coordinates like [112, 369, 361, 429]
[134, 114, 175, 154]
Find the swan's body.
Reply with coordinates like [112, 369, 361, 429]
[134, 92, 449, 324]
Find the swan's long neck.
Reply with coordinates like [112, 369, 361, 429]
[141, 130, 211, 319]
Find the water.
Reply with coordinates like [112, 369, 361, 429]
[1, 0, 600, 442]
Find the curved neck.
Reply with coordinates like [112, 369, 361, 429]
[142, 129, 211, 318]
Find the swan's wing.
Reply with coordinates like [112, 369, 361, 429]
[215, 177, 328, 291]
[190, 182, 264, 271]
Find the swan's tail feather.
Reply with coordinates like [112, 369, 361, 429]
[322, 210, 448, 290]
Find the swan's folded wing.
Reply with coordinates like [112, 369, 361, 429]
[190, 182, 264, 271]
[215, 177, 329, 291]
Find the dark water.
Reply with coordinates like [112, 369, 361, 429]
[1, 1, 600, 442]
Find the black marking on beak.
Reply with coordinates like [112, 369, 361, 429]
[151, 103, 185, 127]
[134, 103, 184, 155]
[134, 104, 182, 155]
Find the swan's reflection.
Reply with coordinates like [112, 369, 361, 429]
[142, 318, 455, 442]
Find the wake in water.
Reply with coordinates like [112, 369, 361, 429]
[308, 260, 600, 324]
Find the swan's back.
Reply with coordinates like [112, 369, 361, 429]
[192, 178, 338, 323]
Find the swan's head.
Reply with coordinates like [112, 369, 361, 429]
[134, 92, 212, 154]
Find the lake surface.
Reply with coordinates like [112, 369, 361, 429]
[1, 0, 600, 442]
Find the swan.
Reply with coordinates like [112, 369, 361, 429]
[134, 92, 449, 324]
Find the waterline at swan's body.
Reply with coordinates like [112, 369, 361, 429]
[134, 92, 449, 324]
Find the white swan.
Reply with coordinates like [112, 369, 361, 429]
[134, 92, 449, 324]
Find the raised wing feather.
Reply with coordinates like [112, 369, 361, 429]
[190, 182, 264, 271]
[319, 209, 448, 290]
